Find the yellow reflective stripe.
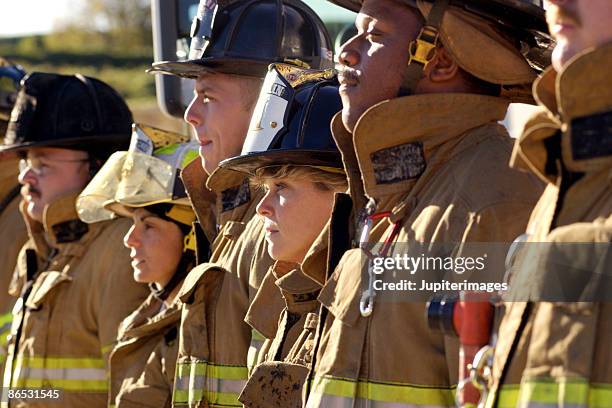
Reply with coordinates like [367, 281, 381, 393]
[495, 380, 612, 408]
[518, 379, 612, 408]
[589, 384, 612, 407]
[183, 361, 247, 380]
[310, 375, 456, 406]
[247, 329, 265, 374]
[173, 361, 247, 406]
[11, 355, 107, 392]
[17, 355, 105, 369]
[0, 312, 11, 348]
[491, 384, 519, 408]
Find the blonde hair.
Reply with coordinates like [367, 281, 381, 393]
[252, 165, 347, 193]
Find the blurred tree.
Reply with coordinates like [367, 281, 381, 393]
[45, 0, 152, 54]
[89, 0, 152, 50]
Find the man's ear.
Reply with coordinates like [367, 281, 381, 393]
[425, 46, 459, 83]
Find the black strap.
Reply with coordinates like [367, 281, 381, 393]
[150, 251, 195, 301]
[304, 193, 354, 399]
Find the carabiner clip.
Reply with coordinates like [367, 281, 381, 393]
[360, 289, 375, 317]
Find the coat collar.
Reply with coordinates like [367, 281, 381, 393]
[332, 93, 510, 202]
[513, 42, 612, 181]
[22, 192, 105, 256]
[117, 292, 182, 341]
[181, 158, 261, 242]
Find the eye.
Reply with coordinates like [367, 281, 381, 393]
[35, 160, 51, 172]
[144, 222, 155, 231]
[274, 182, 287, 191]
[366, 28, 384, 41]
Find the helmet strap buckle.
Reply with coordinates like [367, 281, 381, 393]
[183, 227, 197, 253]
[408, 26, 439, 68]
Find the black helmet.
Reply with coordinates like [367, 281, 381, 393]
[208, 63, 343, 190]
[0, 72, 133, 161]
[150, 0, 334, 79]
[0, 58, 26, 137]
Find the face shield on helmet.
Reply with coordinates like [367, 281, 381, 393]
[207, 63, 344, 191]
[76, 123, 198, 226]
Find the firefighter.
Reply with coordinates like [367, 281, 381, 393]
[0, 73, 149, 408]
[486, 0, 612, 405]
[302, 0, 550, 406]
[148, 1, 334, 406]
[77, 124, 199, 408]
[0, 58, 27, 376]
[205, 65, 346, 407]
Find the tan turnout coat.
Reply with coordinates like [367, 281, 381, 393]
[305, 94, 543, 407]
[1, 193, 149, 408]
[487, 43, 612, 408]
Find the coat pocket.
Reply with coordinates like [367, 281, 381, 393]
[239, 361, 309, 408]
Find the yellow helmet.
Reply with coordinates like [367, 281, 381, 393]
[77, 123, 198, 226]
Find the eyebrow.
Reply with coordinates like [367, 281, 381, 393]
[195, 83, 212, 93]
[133, 212, 157, 223]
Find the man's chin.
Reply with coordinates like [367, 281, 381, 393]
[551, 40, 580, 72]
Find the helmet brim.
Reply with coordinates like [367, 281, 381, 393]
[327, 0, 548, 32]
[148, 57, 273, 79]
[207, 149, 343, 192]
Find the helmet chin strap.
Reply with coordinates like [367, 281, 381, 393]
[151, 236, 196, 302]
[399, 0, 449, 96]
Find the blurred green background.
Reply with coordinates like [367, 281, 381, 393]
[0, 0, 355, 131]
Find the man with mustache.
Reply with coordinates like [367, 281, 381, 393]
[148, 0, 333, 406]
[303, 0, 549, 406]
[0, 59, 28, 380]
[0, 73, 149, 407]
[486, 0, 612, 406]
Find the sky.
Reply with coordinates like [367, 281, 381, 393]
[0, 0, 75, 37]
[0, 0, 354, 38]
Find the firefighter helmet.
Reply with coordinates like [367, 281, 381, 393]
[76, 123, 198, 226]
[208, 63, 344, 190]
[0, 72, 133, 160]
[329, 0, 553, 99]
[149, 0, 334, 79]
